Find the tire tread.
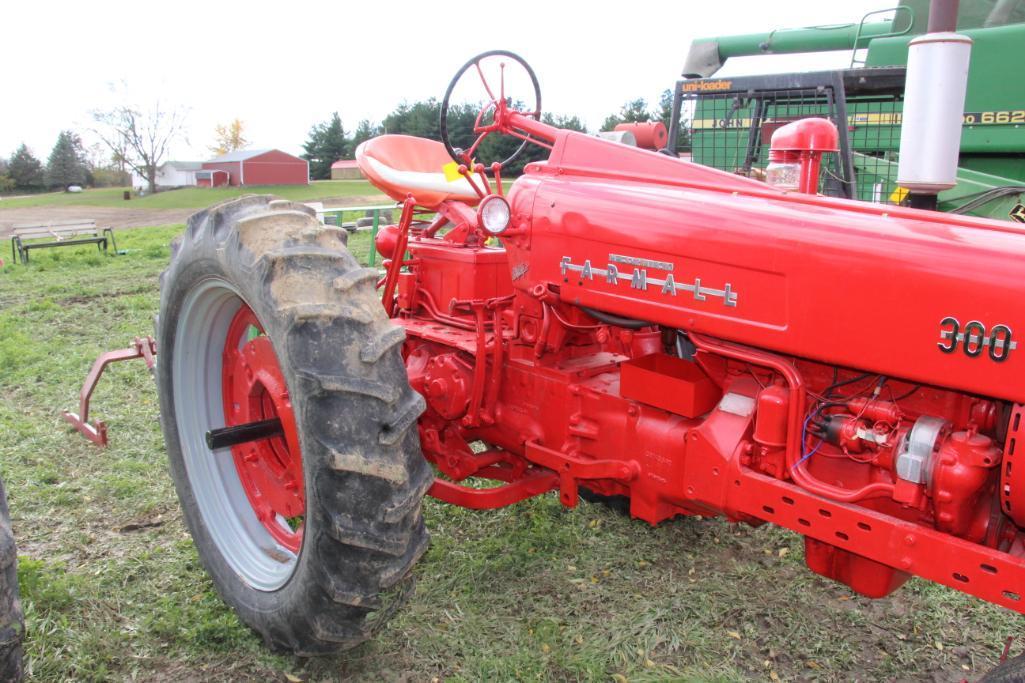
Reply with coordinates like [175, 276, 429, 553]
[158, 195, 430, 655]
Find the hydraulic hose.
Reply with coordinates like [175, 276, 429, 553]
[579, 306, 652, 330]
[949, 186, 1025, 215]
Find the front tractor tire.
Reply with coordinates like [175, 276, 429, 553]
[157, 196, 432, 655]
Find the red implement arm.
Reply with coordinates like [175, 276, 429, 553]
[62, 336, 157, 446]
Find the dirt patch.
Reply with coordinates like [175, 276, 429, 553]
[0, 206, 193, 236]
[0, 195, 390, 238]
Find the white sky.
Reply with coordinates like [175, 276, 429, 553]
[2, 0, 887, 163]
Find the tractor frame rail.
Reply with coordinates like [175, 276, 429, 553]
[62, 336, 157, 447]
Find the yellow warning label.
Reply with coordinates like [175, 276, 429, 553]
[1010, 203, 1025, 223]
[890, 186, 909, 204]
[443, 161, 464, 183]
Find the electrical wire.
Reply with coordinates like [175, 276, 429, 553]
[888, 384, 922, 402]
[823, 372, 875, 398]
[795, 401, 846, 469]
[795, 410, 824, 468]
[801, 367, 923, 471]
[547, 303, 603, 331]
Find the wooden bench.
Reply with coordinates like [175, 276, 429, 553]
[10, 220, 118, 264]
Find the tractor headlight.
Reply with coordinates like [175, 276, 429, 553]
[478, 195, 511, 235]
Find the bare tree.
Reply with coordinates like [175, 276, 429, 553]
[93, 101, 187, 193]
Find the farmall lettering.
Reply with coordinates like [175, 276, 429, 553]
[560, 253, 738, 307]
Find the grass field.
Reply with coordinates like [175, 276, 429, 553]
[0, 180, 381, 210]
[0, 224, 1022, 681]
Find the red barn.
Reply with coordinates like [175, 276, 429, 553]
[195, 169, 230, 187]
[331, 159, 364, 180]
[202, 149, 309, 186]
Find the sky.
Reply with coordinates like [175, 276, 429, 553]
[2, 0, 887, 164]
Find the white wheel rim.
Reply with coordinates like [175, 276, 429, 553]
[172, 278, 299, 591]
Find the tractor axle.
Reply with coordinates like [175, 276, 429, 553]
[205, 418, 284, 450]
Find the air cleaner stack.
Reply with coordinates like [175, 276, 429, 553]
[896, 0, 972, 209]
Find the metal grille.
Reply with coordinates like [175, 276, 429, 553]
[678, 70, 905, 204]
[845, 94, 904, 204]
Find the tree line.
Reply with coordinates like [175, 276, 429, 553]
[0, 132, 128, 194]
[300, 91, 690, 180]
[1, 90, 690, 194]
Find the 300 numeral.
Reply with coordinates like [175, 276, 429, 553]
[938, 317, 1016, 362]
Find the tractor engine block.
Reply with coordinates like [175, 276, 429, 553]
[384, 221, 1025, 609]
[349, 93, 1025, 619]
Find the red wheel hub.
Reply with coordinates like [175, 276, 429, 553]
[221, 304, 304, 551]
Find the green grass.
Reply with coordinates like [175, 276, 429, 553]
[0, 228, 1022, 681]
[0, 180, 383, 210]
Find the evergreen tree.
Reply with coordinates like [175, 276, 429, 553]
[544, 113, 587, 133]
[601, 98, 653, 131]
[378, 98, 588, 176]
[0, 159, 12, 193]
[45, 130, 89, 189]
[8, 145, 45, 191]
[302, 113, 349, 180]
[351, 119, 380, 154]
[382, 100, 444, 141]
[657, 89, 691, 152]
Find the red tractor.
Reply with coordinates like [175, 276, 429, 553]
[98, 49, 1025, 673]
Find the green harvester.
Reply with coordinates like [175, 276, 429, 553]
[676, 0, 1025, 220]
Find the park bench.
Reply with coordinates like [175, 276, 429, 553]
[9, 220, 118, 264]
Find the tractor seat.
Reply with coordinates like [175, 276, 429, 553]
[355, 135, 481, 209]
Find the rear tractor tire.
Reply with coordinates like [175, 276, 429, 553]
[157, 196, 432, 655]
[0, 478, 23, 682]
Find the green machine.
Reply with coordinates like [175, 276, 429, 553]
[671, 0, 1025, 220]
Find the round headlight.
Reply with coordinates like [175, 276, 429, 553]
[478, 195, 511, 235]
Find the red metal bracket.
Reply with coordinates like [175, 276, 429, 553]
[62, 336, 157, 447]
[380, 196, 416, 317]
[428, 466, 559, 509]
[449, 295, 512, 428]
[525, 440, 640, 508]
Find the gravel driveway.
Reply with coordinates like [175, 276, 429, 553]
[0, 207, 193, 237]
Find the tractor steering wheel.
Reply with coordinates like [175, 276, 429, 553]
[440, 50, 542, 172]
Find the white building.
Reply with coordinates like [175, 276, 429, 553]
[131, 161, 203, 190]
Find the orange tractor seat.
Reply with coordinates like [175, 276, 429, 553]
[355, 135, 481, 209]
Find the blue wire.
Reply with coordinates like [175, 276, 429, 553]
[792, 377, 886, 471]
[793, 410, 823, 469]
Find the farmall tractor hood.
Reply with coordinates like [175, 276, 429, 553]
[503, 131, 1025, 404]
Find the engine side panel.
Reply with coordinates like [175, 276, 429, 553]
[507, 172, 1025, 404]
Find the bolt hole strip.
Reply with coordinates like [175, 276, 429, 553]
[735, 471, 1025, 611]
